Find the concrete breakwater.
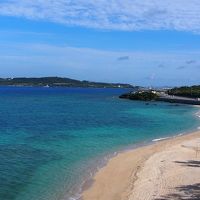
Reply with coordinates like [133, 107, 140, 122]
[158, 95, 200, 105]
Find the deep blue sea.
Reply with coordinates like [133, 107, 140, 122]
[0, 87, 199, 200]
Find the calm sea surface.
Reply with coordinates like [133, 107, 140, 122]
[0, 87, 199, 200]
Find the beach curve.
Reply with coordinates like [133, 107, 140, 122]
[82, 131, 200, 200]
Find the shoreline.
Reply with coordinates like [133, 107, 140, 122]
[69, 105, 200, 200]
[82, 129, 200, 200]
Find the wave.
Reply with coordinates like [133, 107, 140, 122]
[152, 137, 170, 142]
[195, 111, 200, 118]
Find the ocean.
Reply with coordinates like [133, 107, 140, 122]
[0, 87, 199, 200]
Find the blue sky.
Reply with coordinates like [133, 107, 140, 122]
[0, 0, 200, 86]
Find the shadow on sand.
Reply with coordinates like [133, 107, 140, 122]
[156, 160, 200, 199]
[174, 160, 200, 168]
[155, 183, 200, 200]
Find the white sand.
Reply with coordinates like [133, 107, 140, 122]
[82, 131, 200, 200]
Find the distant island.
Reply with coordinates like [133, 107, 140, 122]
[0, 77, 135, 88]
[119, 85, 200, 105]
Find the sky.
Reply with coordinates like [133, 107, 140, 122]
[0, 0, 200, 86]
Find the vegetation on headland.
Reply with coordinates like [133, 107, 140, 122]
[167, 85, 200, 98]
[119, 85, 200, 105]
[119, 91, 159, 101]
[0, 77, 135, 88]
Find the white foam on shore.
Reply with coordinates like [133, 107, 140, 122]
[152, 137, 170, 142]
[195, 111, 200, 118]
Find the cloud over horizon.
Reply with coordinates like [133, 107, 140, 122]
[186, 60, 196, 64]
[177, 66, 186, 70]
[0, 42, 200, 86]
[117, 56, 129, 61]
[1, 0, 200, 32]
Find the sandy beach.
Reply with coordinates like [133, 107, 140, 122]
[82, 130, 200, 200]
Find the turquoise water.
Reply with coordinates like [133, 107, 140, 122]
[0, 87, 199, 200]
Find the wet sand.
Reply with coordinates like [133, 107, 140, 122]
[82, 131, 200, 200]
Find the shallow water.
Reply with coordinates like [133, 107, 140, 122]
[0, 87, 199, 200]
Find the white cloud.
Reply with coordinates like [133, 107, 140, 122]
[0, 42, 200, 86]
[1, 0, 200, 32]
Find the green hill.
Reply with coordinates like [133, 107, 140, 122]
[0, 77, 134, 88]
[167, 85, 200, 98]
